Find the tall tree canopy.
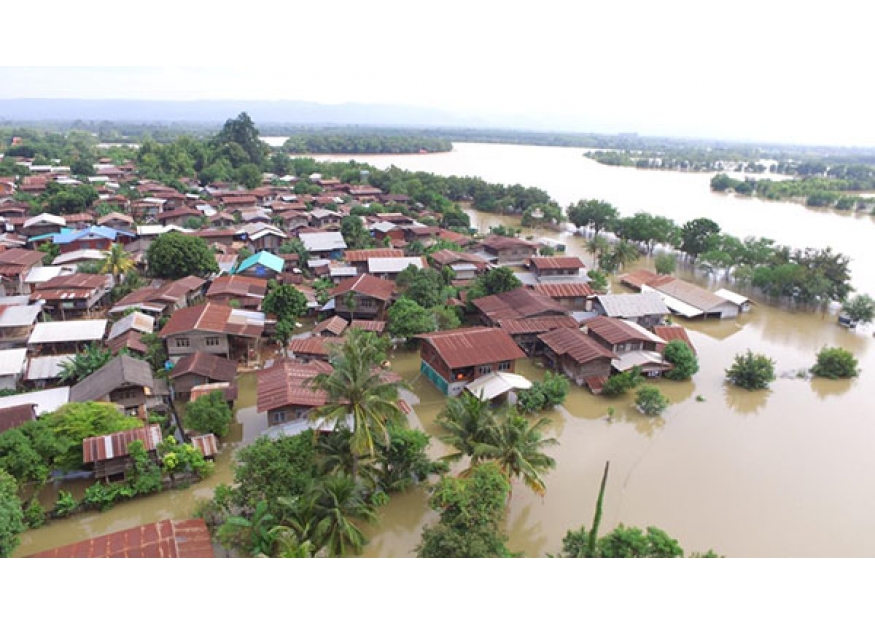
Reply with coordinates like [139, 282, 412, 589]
[146, 232, 219, 279]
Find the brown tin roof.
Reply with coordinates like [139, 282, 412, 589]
[82, 424, 163, 464]
[256, 359, 333, 413]
[416, 327, 526, 369]
[170, 352, 237, 382]
[473, 287, 570, 323]
[530, 256, 585, 270]
[331, 274, 395, 302]
[539, 327, 615, 364]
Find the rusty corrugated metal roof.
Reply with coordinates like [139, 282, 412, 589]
[313, 315, 348, 337]
[331, 274, 395, 301]
[584, 316, 656, 346]
[170, 352, 237, 382]
[160, 302, 262, 338]
[654, 325, 697, 355]
[416, 327, 526, 369]
[540, 327, 615, 364]
[499, 316, 580, 335]
[256, 359, 332, 412]
[473, 287, 570, 323]
[82, 424, 163, 464]
[531, 256, 585, 270]
[532, 282, 596, 299]
[28, 519, 214, 558]
[189, 434, 219, 458]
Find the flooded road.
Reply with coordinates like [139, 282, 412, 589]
[17, 143, 875, 557]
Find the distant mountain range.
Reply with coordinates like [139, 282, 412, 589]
[0, 98, 550, 130]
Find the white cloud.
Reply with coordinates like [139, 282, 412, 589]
[2, 0, 874, 145]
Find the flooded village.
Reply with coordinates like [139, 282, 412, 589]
[2, 121, 874, 559]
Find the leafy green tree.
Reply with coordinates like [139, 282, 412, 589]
[635, 385, 669, 416]
[37, 241, 60, 264]
[811, 347, 859, 379]
[606, 239, 640, 271]
[469, 266, 522, 301]
[310, 329, 408, 475]
[371, 424, 448, 493]
[601, 367, 644, 397]
[596, 525, 684, 558]
[0, 470, 24, 558]
[41, 402, 141, 470]
[398, 266, 446, 309]
[436, 393, 495, 462]
[680, 218, 721, 261]
[127, 440, 163, 495]
[517, 371, 570, 413]
[340, 216, 372, 250]
[58, 344, 112, 385]
[52, 491, 78, 518]
[655, 253, 677, 275]
[231, 434, 317, 516]
[841, 294, 875, 325]
[218, 500, 278, 558]
[586, 268, 609, 293]
[431, 305, 461, 331]
[234, 163, 263, 189]
[584, 235, 610, 267]
[470, 411, 558, 496]
[0, 428, 50, 488]
[726, 349, 775, 390]
[184, 390, 233, 437]
[417, 462, 513, 558]
[278, 238, 310, 266]
[387, 297, 437, 341]
[663, 340, 699, 381]
[100, 243, 135, 280]
[146, 231, 218, 279]
[567, 199, 619, 236]
[262, 284, 308, 326]
[212, 111, 268, 167]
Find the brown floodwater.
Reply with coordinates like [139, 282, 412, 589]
[16, 143, 875, 557]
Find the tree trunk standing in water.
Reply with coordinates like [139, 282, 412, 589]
[587, 461, 610, 558]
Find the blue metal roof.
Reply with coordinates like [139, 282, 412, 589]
[53, 225, 134, 244]
[232, 250, 285, 275]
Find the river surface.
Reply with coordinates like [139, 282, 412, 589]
[16, 142, 875, 558]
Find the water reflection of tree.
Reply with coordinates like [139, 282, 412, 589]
[810, 377, 856, 400]
[506, 502, 548, 557]
[723, 384, 770, 415]
[608, 405, 666, 437]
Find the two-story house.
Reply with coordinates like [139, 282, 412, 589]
[160, 302, 264, 363]
[330, 274, 395, 321]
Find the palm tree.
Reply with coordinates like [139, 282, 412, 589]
[310, 474, 378, 557]
[100, 243, 135, 284]
[309, 329, 407, 476]
[584, 235, 609, 267]
[610, 239, 641, 271]
[471, 410, 558, 496]
[435, 392, 495, 462]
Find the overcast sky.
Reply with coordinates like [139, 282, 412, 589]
[2, 0, 874, 146]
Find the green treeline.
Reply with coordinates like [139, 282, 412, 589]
[282, 133, 452, 154]
[710, 173, 875, 209]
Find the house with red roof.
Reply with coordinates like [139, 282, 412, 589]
[330, 274, 395, 321]
[416, 327, 526, 396]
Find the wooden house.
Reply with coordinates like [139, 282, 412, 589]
[476, 234, 540, 266]
[538, 327, 615, 393]
[30, 273, 108, 318]
[70, 354, 164, 415]
[169, 352, 238, 402]
[82, 425, 163, 482]
[529, 255, 585, 279]
[330, 274, 395, 321]
[472, 287, 569, 326]
[594, 293, 670, 329]
[416, 327, 526, 396]
[257, 359, 333, 427]
[159, 302, 263, 362]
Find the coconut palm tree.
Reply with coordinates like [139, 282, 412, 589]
[100, 243, 135, 283]
[310, 474, 377, 557]
[58, 343, 112, 384]
[610, 239, 641, 271]
[309, 329, 407, 477]
[584, 235, 610, 267]
[471, 410, 558, 497]
[435, 392, 495, 462]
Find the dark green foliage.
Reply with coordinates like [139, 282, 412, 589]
[842, 294, 875, 325]
[184, 390, 233, 438]
[469, 266, 522, 300]
[567, 199, 619, 236]
[127, 440, 163, 495]
[601, 366, 644, 397]
[387, 297, 436, 340]
[0, 470, 24, 558]
[397, 266, 446, 309]
[811, 346, 859, 379]
[680, 217, 720, 260]
[663, 340, 699, 381]
[655, 253, 677, 275]
[146, 231, 218, 279]
[726, 350, 776, 390]
[282, 133, 452, 154]
[52, 491, 78, 518]
[23, 500, 46, 529]
[517, 372, 570, 413]
[0, 427, 51, 487]
[278, 238, 310, 266]
[40, 181, 99, 214]
[417, 463, 513, 558]
[262, 283, 308, 326]
[37, 241, 60, 264]
[372, 424, 448, 493]
[41, 402, 141, 471]
[231, 433, 317, 515]
[340, 215, 372, 250]
[586, 269, 609, 293]
[57, 344, 112, 385]
[635, 385, 669, 416]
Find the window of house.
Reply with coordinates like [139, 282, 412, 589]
[176, 338, 190, 348]
[498, 361, 511, 371]
[205, 337, 220, 347]
[478, 364, 492, 375]
[270, 411, 287, 425]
